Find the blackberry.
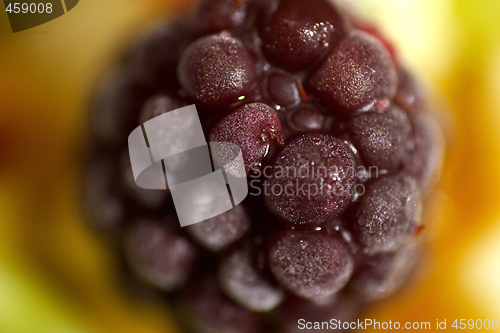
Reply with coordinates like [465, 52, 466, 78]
[84, 0, 445, 332]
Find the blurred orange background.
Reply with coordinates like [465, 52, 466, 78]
[1, 0, 500, 332]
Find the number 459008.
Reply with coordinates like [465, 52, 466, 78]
[6, 3, 53, 14]
[452, 319, 498, 329]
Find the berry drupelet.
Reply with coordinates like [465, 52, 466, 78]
[84, 0, 445, 332]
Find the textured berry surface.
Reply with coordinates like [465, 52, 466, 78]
[258, 0, 345, 70]
[209, 102, 284, 174]
[177, 32, 258, 109]
[352, 174, 422, 255]
[264, 133, 357, 225]
[268, 229, 354, 300]
[348, 105, 412, 171]
[309, 31, 398, 113]
[85, 0, 445, 331]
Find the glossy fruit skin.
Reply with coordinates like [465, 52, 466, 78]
[258, 0, 345, 71]
[348, 105, 413, 172]
[268, 229, 354, 300]
[352, 174, 422, 255]
[209, 102, 284, 174]
[263, 133, 357, 225]
[263, 70, 301, 108]
[309, 31, 398, 113]
[177, 32, 258, 109]
[85, 0, 444, 332]
[287, 105, 324, 132]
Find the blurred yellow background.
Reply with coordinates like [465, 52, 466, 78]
[0, 0, 499, 332]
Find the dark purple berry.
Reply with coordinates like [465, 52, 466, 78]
[219, 247, 285, 311]
[348, 105, 412, 171]
[137, 95, 207, 177]
[287, 105, 324, 132]
[404, 112, 444, 192]
[263, 70, 301, 109]
[177, 32, 258, 109]
[83, 155, 125, 239]
[394, 69, 425, 112]
[268, 229, 354, 300]
[186, 205, 251, 251]
[350, 242, 420, 301]
[259, 0, 345, 71]
[354, 21, 398, 66]
[179, 277, 260, 333]
[120, 152, 167, 209]
[309, 31, 398, 113]
[264, 134, 357, 225]
[138, 94, 185, 124]
[352, 174, 422, 255]
[90, 68, 152, 146]
[123, 220, 197, 291]
[210, 102, 284, 175]
[128, 21, 191, 88]
[195, 0, 249, 34]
